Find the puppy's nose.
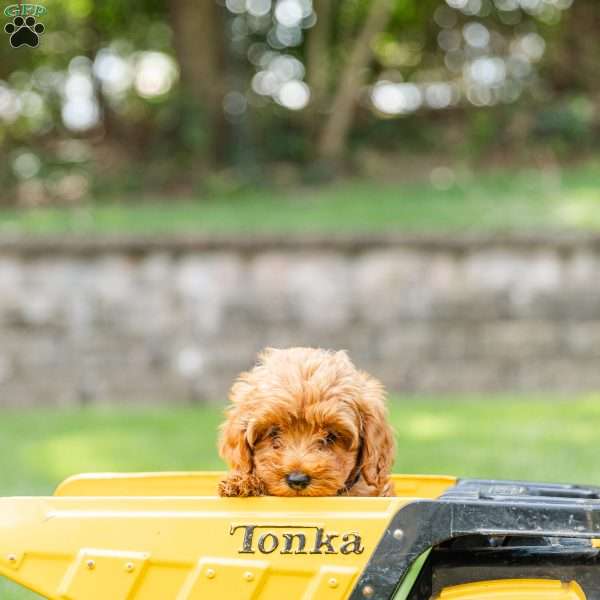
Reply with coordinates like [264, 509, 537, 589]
[286, 471, 311, 490]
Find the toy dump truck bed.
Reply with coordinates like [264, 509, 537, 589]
[1, 472, 600, 600]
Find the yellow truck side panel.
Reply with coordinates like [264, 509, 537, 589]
[54, 472, 457, 499]
[0, 473, 457, 600]
[0, 495, 404, 600]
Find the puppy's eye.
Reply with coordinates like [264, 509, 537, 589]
[268, 427, 282, 448]
[321, 431, 338, 446]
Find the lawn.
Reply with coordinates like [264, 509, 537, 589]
[2, 163, 600, 235]
[2, 396, 600, 599]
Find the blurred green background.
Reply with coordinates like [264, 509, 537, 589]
[0, 0, 599, 216]
[4, 399, 600, 498]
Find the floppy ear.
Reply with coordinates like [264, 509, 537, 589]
[218, 406, 254, 475]
[218, 379, 266, 496]
[358, 375, 395, 496]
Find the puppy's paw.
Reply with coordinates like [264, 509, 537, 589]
[218, 472, 267, 497]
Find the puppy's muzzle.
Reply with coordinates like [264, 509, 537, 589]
[286, 471, 311, 490]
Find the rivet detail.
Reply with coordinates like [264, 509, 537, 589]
[362, 584, 374, 598]
[243, 571, 254, 582]
[125, 562, 135, 573]
[393, 528, 404, 541]
[206, 568, 216, 579]
[328, 577, 338, 588]
[86, 559, 95, 570]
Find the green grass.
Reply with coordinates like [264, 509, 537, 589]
[3, 163, 600, 234]
[2, 396, 600, 598]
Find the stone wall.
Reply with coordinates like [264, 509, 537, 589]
[1, 233, 600, 406]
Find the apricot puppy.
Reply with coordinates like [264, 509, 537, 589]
[218, 347, 395, 497]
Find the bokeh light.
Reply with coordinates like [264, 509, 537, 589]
[277, 80, 310, 110]
[94, 48, 134, 97]
[12, 152, 41, 180]
[275, 0, 304, 27]
[0, 85, 22, 123]
[371, 82, 423, 116]
[247, 0, 272, 17]
[134, 52, 178, 99]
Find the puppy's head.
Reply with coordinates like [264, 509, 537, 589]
[219, 347, 394, 496]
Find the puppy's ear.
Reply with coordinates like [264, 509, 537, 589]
[218, 405, 253, 475]
[357, 375, 395, 495]
[218, 378, 266, 497]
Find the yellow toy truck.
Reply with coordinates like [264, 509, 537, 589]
[1, 471, 599, 599]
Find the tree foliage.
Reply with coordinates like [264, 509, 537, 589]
[0, 0, 595, 203]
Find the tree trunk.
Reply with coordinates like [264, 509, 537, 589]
[316, 0, 393, 165]
[545, 0, 600, 94]
[168, 0, 228, 165]
[306, 0, 333, 120]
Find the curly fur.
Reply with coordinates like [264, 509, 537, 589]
[218, 347, 395, 497]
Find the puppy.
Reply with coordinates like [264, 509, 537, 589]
[218, 347, 395, 497]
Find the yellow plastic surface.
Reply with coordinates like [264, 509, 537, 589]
[0, 472, 456, 600]
[54, 471, 457, 499]
[434, 579, 586, 600]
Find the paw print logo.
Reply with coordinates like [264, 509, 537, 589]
[5, 15, 45, 48]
